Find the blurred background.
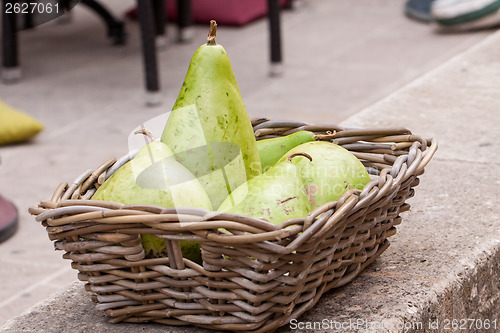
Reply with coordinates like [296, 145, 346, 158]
[0, 0, 496, 325]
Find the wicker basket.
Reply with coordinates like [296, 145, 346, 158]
[30, 119, 437, 332]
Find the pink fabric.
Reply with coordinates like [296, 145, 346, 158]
[127, 0, 290, 26]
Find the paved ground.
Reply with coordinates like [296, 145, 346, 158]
[0, 0, 496, 326]
[2, 11, 500, 333]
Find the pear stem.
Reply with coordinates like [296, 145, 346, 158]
[207, 20, 217, 45]
[287, 152, 313, 163]
[134, 128, 156, 142]
[314, 131, 337, 141]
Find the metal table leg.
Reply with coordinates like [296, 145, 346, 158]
[267, 0, 283, 76]
[137, 0, 161, 105]
[2, 0, 21, 83]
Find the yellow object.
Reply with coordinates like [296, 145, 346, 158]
[0, 99, 44, 145]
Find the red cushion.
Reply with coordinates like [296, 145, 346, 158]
[127, 0, 290, 26]
[0, 195, 17, 230]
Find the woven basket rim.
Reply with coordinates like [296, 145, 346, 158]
[30, 121, 437, 253]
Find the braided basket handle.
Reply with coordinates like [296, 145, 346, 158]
[416, 138, 438, 174]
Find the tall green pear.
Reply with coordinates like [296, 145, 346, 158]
[161, 20, 261, 209]
[278, 141, 371, 209]
[92, 137, 212, 261]
[218, 153, 312, 225]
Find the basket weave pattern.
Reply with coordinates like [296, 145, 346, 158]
[30, 119, 437, 332]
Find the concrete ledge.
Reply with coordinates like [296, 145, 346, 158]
[3, 29, 500, 333]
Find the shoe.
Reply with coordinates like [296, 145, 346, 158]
[432, 0, 500, 29]
[0, 194, 18, 243]
[405, 0, 436, 22]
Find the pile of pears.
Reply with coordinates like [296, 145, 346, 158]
[92, 21, 370, 263]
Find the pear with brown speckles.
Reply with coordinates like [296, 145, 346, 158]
[279, 141, 371, 209]
[218, 153, 312, 225]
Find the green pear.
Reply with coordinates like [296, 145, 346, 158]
[257, 131, 337, 172]
[278, 141, 371, 209]
[257, 131, 315, 172]
[160, 21, 261, 209]
[93, 140, 212, 262]
[93, 141, 176, 208]
[218, 153, 312, 225]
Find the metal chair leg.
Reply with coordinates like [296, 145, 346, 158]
[153, 0, 166, 36]
[2, 1, 21, 83]
[177, 0, 192, 42]
[55, 0, 73, 24]
[137, 0, 161, 105]
[152, 0, 167, 48]
[80, 0, 126, 45]
[267, 0, 283, 76]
